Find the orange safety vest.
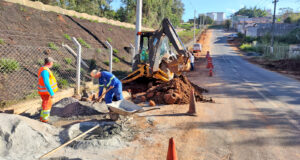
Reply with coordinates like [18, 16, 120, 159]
[37, 66, 58, 95]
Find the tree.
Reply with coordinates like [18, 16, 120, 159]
[225, 20, 231, 30]
[197, 15, 214, 25]
[120, 0, 184, 27]
[284, 17, 292, 23]
[234, 7, 268, 18]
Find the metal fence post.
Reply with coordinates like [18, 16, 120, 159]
[105, 41, 113, 73]
[130, 43, 135, 70]
[72, 37, 81, 95]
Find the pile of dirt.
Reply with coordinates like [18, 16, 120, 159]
[131, 75, 211, 104]
[51, 97, 102, 118]
[0, 113, 60, 160]
[247, 58, 300, 80]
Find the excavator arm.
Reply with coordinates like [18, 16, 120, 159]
[122, 18, 190, 84]
[148, 18, 190, 74]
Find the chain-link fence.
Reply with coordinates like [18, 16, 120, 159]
[0, 43, 116, 108]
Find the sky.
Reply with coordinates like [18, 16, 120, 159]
[110, 0, 300, 22]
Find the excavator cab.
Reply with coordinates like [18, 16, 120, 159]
[122, 18, 190, 84]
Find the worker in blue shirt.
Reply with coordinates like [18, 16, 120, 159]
[90, 70, 123, 104]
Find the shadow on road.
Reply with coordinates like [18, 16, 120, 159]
[175, 107, 300, 146]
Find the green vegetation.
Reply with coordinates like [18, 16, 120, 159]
[224, 20, 231, 30]
[89, 19, 99, 23]
[89, 59, 97, 70]
[63, 34, 71, 41]
[48, 42, 58, 50]
[0, 39, 4, 45]
[113, 48, 119, 53]
[20, 6, 27, 12]
[0, 58, 20, 73]
[107, 37, 112, 43]
[25, 91, 39, 100]
[121, 56, 126, 59]
[37, 59, 44, 66]
[104, 61, 109, 66]
[35, 0, 184, 28]
[96, 48, 101, 53]
[178, 23, 193, 30]
[57, 79, 69, 89]
[78, 38, 91, 48]
[178, 29, 201, 43]
[64, 58, 72, 65]
[234, 7, 269, 18]
[208, 25, 224, 29]
[52, 63, 60, 70]
[113, 57, 120, 63]
[108, 28, 113, 31]
[279, 8, 300, 24]
[239, 43, 255, 52]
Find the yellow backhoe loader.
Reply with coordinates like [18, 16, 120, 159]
[121, 18, 190, 84]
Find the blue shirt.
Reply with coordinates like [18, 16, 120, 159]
[41, 70, 54, 96]
[98, 71, 118, 97]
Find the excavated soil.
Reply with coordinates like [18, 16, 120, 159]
[129, 75, 211, 105]
[51, 98, 102, 118]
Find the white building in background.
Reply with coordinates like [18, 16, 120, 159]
[206, 12, 225, 25]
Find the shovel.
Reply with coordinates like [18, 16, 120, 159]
[92, 87, 113, 105]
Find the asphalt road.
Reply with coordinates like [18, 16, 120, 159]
[188, 29, 300, 160]
[53, 29, 300, 160]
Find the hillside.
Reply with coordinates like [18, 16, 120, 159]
[0, 0, 135, 107]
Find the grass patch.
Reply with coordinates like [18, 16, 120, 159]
[57, 79, 69, 89]
[113, 57, 120, 63]
[78, 38, 91, 48]
[96, 48, 101, 53]
[121, 56, 125, 59]
[178, 29, 201, 44]
[37, 59, 44, 66]
[104, 61, 109, 66]
[63, 34, 71, 41]
[120, 26, 125, 29]
[48, 42, 58, 50]
[52, 63, 60, 70]
[113, 48, 119, 53]
[108, 28, 113, 31]
[239, 43, 255, 52]
[20, 6, 27, 12]
[0, 39, 4, 45]
[107, 37, 112, 43]
[89, 19, 99, 23]
[25, 91, 39, 100]
[0, 58, 20, 73]
[64, 58, 72, 65]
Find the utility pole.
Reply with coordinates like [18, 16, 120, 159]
[203, 14, 205, 28]
[134, 0, 142, 69]
[193, 10, 196, 44]
[271, 0, 279, 53]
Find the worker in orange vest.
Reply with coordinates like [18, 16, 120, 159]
[37, 57, 58, 123]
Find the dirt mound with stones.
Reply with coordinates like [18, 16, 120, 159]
[132, 75, 211, 104]
[0, 113, 60, 160]
[51, 97, 103, 118]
